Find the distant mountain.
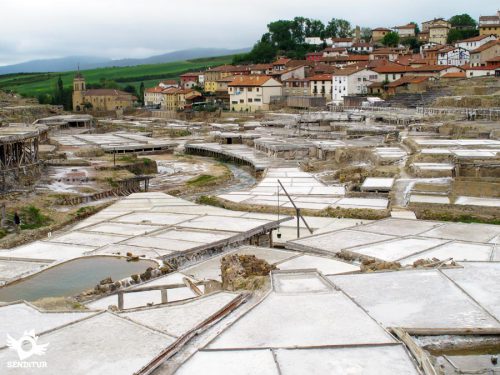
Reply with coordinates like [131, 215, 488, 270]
[0, 48, 250, 75]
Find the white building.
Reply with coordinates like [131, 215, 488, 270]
[437, 46, 470, 66]
[349, 43, 374, 53]
[326, 37, 354, 48]
[305, 37, 323, 45]
[455, 34, 497, 51]
[309, 74, 333, 100]
[465, 65, 498, 78]
[394, 24, 416, 38]
[158, 80, 179, 89]
[332, 67, 377, 104]
[228, 76, 282, 112]
[144, 87, 165, 107]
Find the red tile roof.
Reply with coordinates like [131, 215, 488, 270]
[457, 34, 495, 43]
[442, 72, 466, 78]
[394, 23, 416, 29]
[332, 66, 369, 76]
[471, 40, 500, 53]
[308, 73, 333, 81]
[84, 89, 134, 97]
[228, 75, 277, 87]
[387, 75, 429, 87]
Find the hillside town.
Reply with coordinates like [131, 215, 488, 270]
[0, 6, 499, 375]
[138, 12, 500, 113]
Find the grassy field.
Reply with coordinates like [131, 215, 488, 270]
[0, 55, 234, 97]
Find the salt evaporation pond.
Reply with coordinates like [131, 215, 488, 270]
[0, 256, 157, 302]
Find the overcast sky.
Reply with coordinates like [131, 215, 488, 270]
[0, 0, 498, 65]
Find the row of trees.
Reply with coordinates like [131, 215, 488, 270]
[233, 17, 355, 63]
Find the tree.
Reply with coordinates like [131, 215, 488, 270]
[139, 82, 145, 105]
[401, 37, 420, 51]
[449, 14, 477, 28]
[410, 21, 420, 35]
[325, 18, 353, 38]
[53, 75, 64, 105]
[305, 19, 325, 37]
[447, 28, 478, 44]
[123, 85, 138, 96]
[360, 27, 372, 42]
[381, 32, 400, 47]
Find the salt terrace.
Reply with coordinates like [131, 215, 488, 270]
[218, 167, 389, 210]
[1, 196, 500, 373]
[51, 131, 176, 153]
[287, 217, 500, 263]
[0, 192, 286, 283]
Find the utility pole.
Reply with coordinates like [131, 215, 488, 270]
[277, 179, 313, 238]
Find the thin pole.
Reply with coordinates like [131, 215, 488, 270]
[277, 179, 313, 235]
[297, 208, 300, 238]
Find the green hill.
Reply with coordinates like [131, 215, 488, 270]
[0, 55, 233, 98]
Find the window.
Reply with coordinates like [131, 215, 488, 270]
[248, 88, 253, 92]
[254, 98, 261, 102]
[232, 101, 238, 104]
[248, 98, 253, 103]
[239, 99, 244, 103]
[256, 88, 260, 92]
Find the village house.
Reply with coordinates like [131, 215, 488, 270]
[370, 48, 405, 62]
[423, 18, 451, 45]
[179, 72, 201, 89]
[421, 44, 446, 64]
[228, 75, 282, 112]
[249, 64, 273, 75]
[418, 31, 430, 43]
[371, 28, 391, 42]
[304, 37, 323, 45]
[349, 43, 374, 54]
[272, 58, 291, 71]
[306, 52, 324, 61]
[204, 65, 250, 93]
[327, 37, 354, 48]
[214, 76, 235, 107]
[479, 11, 500, 37]
[394, 24, 416, 38]
[455, 34, 497, 51]
[159, 79, 179, 89]
[162, 88, 202, 111]
[282, 78, 310, 97]
[371, 63, 412, 82]
[437, 46, 470, 66]
[144, 86, 165, 107]
[322, 47, 348, 57]
[377, 75, 430, 95]
[320, 54, 369, 67]
[268, 65, 307, 82]
[410, 65, 464, 78]
[309, 74, 333, 100]
[331, 67, 377, 104]
[465, 65, 499, 78]
[72, 74, 136, 112]
[470, 40, 500, 66]
[486, 56, 500, 67]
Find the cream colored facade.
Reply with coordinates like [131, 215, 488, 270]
[144, 87, 164, 107]
[309, 75, 333, 100]
[228, 77, 282, 112]
[72, 75, 135, 112]
[429, 25, 450, 45]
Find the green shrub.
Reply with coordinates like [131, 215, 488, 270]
[19, 206, 53, 230]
